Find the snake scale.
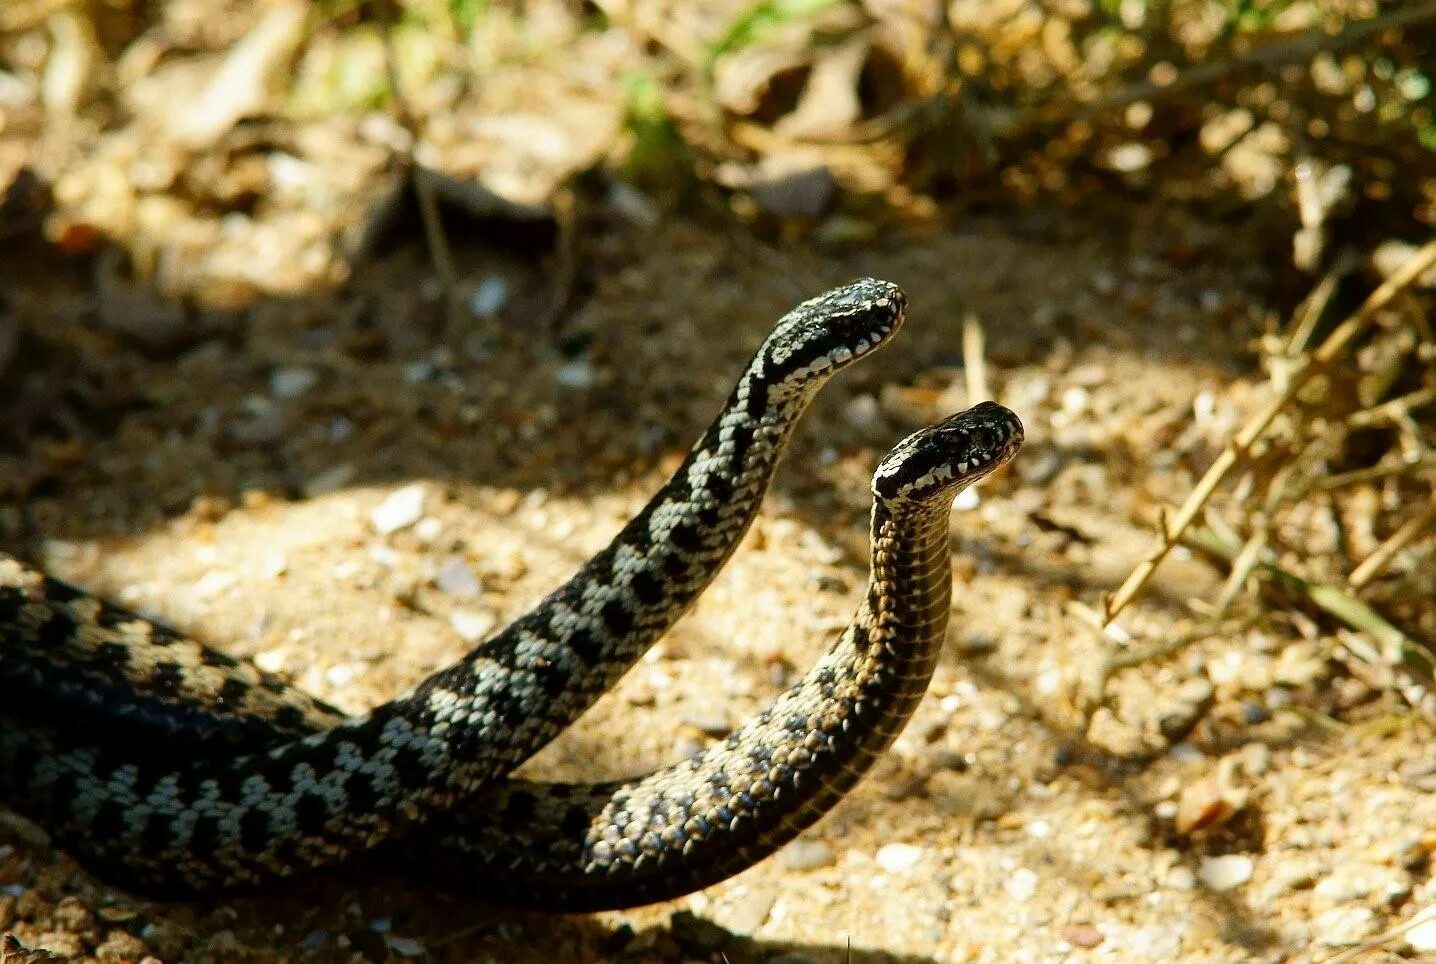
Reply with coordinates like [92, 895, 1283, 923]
[0, 280, 907, 892]
[0, 280, 1024, 909]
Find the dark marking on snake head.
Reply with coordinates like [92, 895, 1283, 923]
[561, 804, 591, 838]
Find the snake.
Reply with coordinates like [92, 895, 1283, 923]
[3, 401, 1024, 910]
[0, 280, 907, 894]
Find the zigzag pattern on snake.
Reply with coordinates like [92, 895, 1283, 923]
[4, 400, 1023, 910]
[0, 280, 907, 893]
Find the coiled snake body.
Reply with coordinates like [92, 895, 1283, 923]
[0, 281, 906, 893]
[0, 282, 1024, 911]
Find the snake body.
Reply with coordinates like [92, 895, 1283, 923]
[423, 402, 1024, 909]
[0, 281, 906, 894]
[3, 400, 1023, 909]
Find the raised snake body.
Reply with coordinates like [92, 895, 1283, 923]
[0, 281, 908, 894]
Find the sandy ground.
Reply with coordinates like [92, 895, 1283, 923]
[3, 211, 1434, 963]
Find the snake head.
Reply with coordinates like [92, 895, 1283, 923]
[872, 402, 1024, 503]
[758, 279, 906, 392]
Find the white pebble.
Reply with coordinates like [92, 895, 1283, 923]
[555, 360, 596, 390]
[1198, 854, 1253, 891]
[193, 571, 235, 599]
[385, 936, 426, 958]
[780, 839, 836, 871]
[259, 552, 288, 579]
[434, 557, 481, 598]
[253, 649, 288, 673]
[269, 366, 319, 399]
[413, 516, 444, 544]
[875, 843, 923, 872]
[1060, 385, 1089, 414]
[469, 276, 508, 318]
[371, 484, 426, 534]
[1025, 819, 1051, 839]
[450, 609, 496, 642]
[1005, 867, 1038, 901]
[325, 663, 360, 687]
[1168, 866, 1197, 890]
[843, 394, 880, 431]
[1406, 917, 1436, 951]
[953, 487, 981, 512]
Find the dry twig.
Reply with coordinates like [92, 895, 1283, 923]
[1103, 239, 1436, 627]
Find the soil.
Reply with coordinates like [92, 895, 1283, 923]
[2, 203, 1432, 964]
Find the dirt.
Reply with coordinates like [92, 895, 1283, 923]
[2, 202, 1432, 964]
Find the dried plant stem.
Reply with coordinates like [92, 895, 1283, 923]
[1183, 526, 1429, 681]
[1103, 239, 1436, 626]
[963, 314, 989, 403]
[1317, 454, 1436, 491]
[1348, 500, 1436, 590]
[1347, 386, 1436, 428]
[1322, 901, 1436, 963]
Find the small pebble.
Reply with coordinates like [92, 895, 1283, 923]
[1197, 854, 1253, 891]
[1168, 866, 1197, 890]
[556, 360, 596, 390]
[1315, 906, 1376, 947]
[875, 843, 923, 873]
[450, 609, 497, 643]
[469, 276, 508, 317]
[325, 663, 360, 687]
[1005, 867, 1038, 901]
[843, 394, 880, 431]
[1406, 917, 1436, 951]
[371, 484, 426, 534]
[434, 557, 481, 598]
[386, 936, 426, 957]
[414, 517, 443, 544]
[253, 649, 288, 673]
[269, 366, 318, 399]
[780, 840, 836, 872]
[1057, 923, 1104, 949]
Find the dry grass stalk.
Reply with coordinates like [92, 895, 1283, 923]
[1103, 238, 1436, 628]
